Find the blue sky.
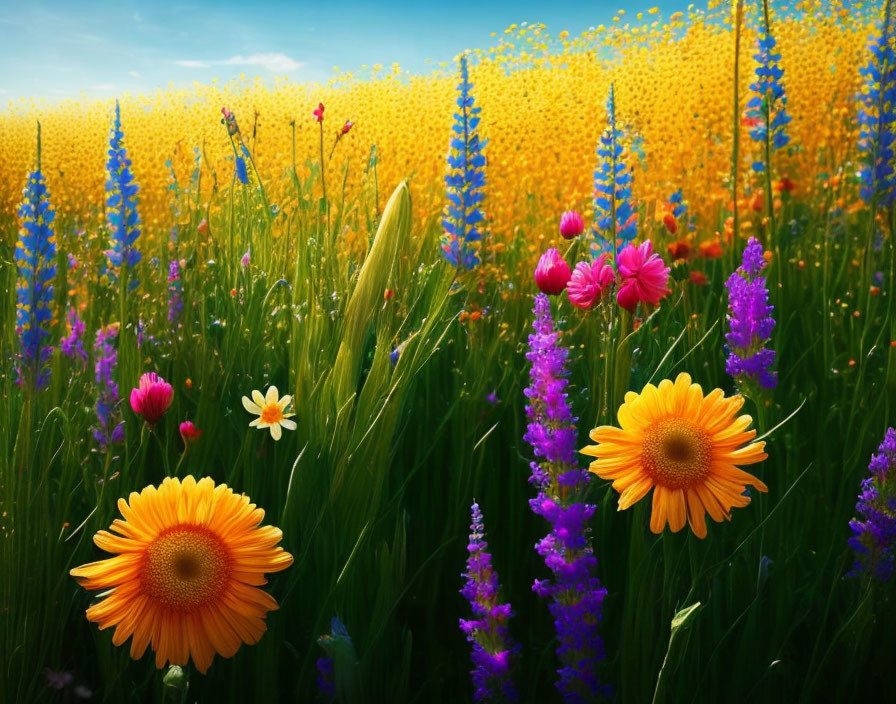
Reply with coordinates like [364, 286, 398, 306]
[0, 1, 688, 100]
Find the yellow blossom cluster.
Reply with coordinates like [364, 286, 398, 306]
[0, 1, 875, 259]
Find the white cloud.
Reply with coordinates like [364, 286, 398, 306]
[222, 53, 304, 72]
[175, 53, 303, 73]
[128, 70, 142, 78]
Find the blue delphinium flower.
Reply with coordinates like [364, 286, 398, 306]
[460, 501, 519, 702]
[105, 100, 142, 290]
[441, 54, 487, 270]
[592, 83, 636, 260]
[523, 293, 609, 703]
[668, 188, 686, 219]
[235, 155, 249, 185]
[746, 26, 792, 174]
[849, 427, 896, 581]
[858, 7, 896, 205]
[724, 237, 777, 389]
[15, 123, 56, 390]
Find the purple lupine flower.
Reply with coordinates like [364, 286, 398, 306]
[60, 307, 87, 365]
[849, 428, 896, 581]
[43, 668, 73, 690]
[316, 617, 359, 702]
[93, 324, 124, 447]
[724, 237, 777, 389]
[316, 657, 335, 702]
[168, 259, 183, 324]
[241, 248, 251, 268]
[523, 293, 608, 703]
[459, 502, 518, 702]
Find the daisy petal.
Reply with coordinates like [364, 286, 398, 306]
[242, 396, 262, 415]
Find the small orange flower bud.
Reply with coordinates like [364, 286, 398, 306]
[689, 270, 708, 286]
[662, 212, 678, 235]
[384, 288, 394, 300]
[750, 193, 764, 212]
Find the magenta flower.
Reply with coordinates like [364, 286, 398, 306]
[559, 210, 585, 239]
[615, 240, 671, 312]
[179, 420, 202, 446]
[534, 248, 572, 295]
[567, 256, 616, 309]
[313, 102, 325, 122]
[130, 372, 174, 425]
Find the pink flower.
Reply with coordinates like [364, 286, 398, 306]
[534, 248, 572, 295]
[567, 255, 616, 309]
[129, 372, 174, 425]
[313, 102, 325, 122]
[341, 120, 354, 135]
[559, 210, 585, 239]
[179, 420, 202, 446]
[616, 240, 671, 312]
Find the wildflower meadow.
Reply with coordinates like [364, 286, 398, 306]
[1, 0, 895, 701]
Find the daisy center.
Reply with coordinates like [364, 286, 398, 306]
[641, 418, 712, 490]
[260, 402, 283, 425]
[142, 526, 231, 612]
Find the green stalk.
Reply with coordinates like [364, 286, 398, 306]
[319, 119, 329, 232]
[731, 0, 744, 250]
[761, 0, 776, 245]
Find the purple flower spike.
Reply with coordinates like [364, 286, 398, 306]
[460, 502, 519, 702]
[60, 307, 87, 365]
[523, 293, 609, 702]
[724, 238, 777, 390]
[849, 428, 896, 581]
[167, 259, 183, 324]
[93, 324, 124, 448]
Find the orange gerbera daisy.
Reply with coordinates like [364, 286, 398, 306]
[581, 373, 768, 538]
[70, 476, 293, 673]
